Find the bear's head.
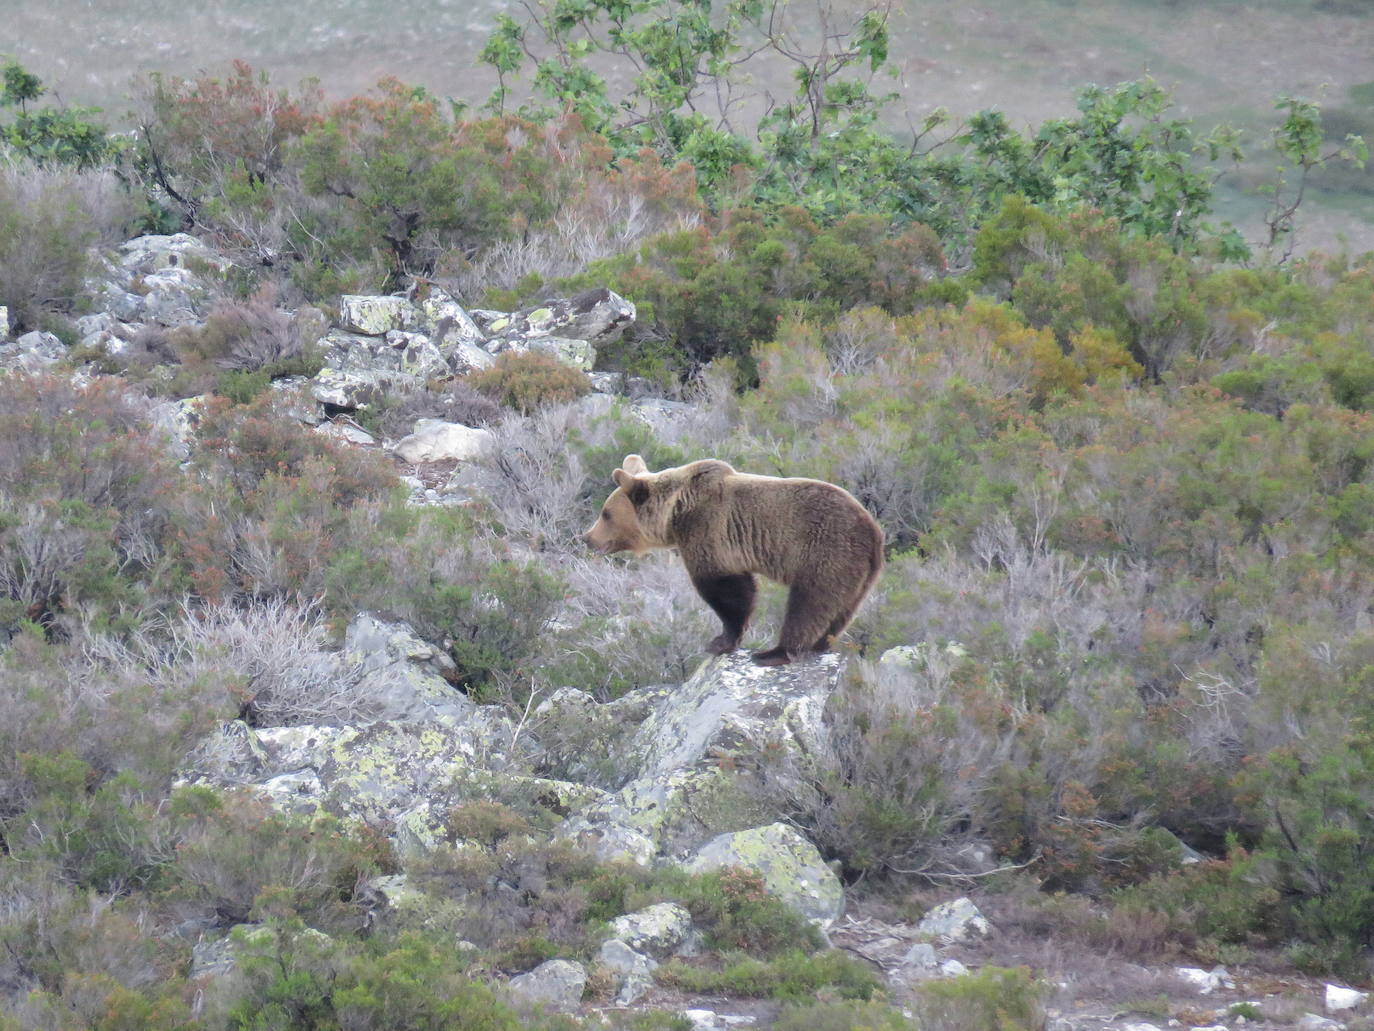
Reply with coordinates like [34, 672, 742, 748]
[584, 454, 663, 556]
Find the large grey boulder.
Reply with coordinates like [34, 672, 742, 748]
[393, 419, 494, 464]
[559, 652, 842, 859]
[684, 823, 844, 927]
[506, 958, 586, 1012]
[0, 330, 66, 372]
[119, 232, 228, 275]
[340, 613, 471, 723]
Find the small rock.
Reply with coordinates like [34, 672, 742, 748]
[607, 902, 694, 958]
[1175, 966, 1232, 995]
[1326, 984, 1369, 1012]
[1298, 1016, 1345, 1031]
[917, 898, 991, 944]
[901, 942, 938, 968]
[682, 1011, 756, 1030]
[393, 419, 494, 464]
[314, 420, 377, 446]
[939, 958, 969, 977]
[506, 958, 586, 1012]
[598, 938, 658, 977]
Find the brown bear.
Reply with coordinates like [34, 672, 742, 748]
[584, 454, 884, 666]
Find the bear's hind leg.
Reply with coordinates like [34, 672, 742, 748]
[754, 581, 836, 666]
[694, 572, 757, 654]
[810, 544, 884, 651]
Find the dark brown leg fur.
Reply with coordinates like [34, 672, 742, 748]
[753, 582, 833, 666]
[694, 573, 756, 655]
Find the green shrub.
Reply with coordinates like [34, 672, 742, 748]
[468, 350, 592, 414]
[771, 999, 914, 1031]
[168, 789, 395, 928]
[655, 948, 878, 1002]
[913, 966, 1046, 1031]
[223, 923, 539, 1031]
[655, 866, 823, 957]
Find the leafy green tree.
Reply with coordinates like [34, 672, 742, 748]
[1262, 95, 1368, 260]
[0, 59, 113, 169]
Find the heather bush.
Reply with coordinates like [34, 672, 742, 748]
[354, 376, 504, 441]
[323, 505, 563, 694]
[168, 283, 317, 380]
[574, 206, 950, 376]
[0, 373, 181, 635]
[0, 862, 192, 1029]
[173, 597, 427, 727]
[0, 154, 139, 329]
[168, 788, 393, 929]
[468, 350, 593, 415]
[478, 398, 688, 551]
[180, 392, 401, 602]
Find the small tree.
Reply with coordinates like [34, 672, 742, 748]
[1, 59, 114, 169]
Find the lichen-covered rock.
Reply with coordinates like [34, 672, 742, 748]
[506, 958, 587, 1012]
[119, 232, 228, 275]
[599, 939, 658, 1004]
[338, 294, 416, 336]
[490, 335, 597, 371]
[916, 897, 992, 944]
[340, 613, 470, 723]
[177, 717, 499, 830]
[629, 652, 837, 782]
[684, 822, 844, 927]
[393, 419, 494, 464]
[560, 652, 841, 858]
[485, 288, 635, 345]
[607, 902, 695, 958]
[419, 289, 487, 344]
[0, 330, 66, 371]
[311, 324, 490, 408]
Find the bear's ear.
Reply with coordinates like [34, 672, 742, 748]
[613, 468, 651, 505]
[622, 454, 650, 476]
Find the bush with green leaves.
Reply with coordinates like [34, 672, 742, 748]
[220, 921, 553, 1031]
[572, 206, 950, 377]
[2, 59, 115, 170]
[655, 948, 878, 1003]
[912, 966, 1046, 1031]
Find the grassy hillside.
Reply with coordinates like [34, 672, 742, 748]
[11, 0, 1374, 251]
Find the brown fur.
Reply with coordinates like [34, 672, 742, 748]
[584, 454, 884, 666]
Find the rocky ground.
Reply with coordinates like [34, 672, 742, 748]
[4, 233, 1373, 1030]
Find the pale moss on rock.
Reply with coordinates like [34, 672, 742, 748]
[684, 822, 844, 927]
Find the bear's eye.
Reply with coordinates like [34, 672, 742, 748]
[600, 507, 611, 522]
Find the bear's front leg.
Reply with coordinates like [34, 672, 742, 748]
[692, 572, 757, 655]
